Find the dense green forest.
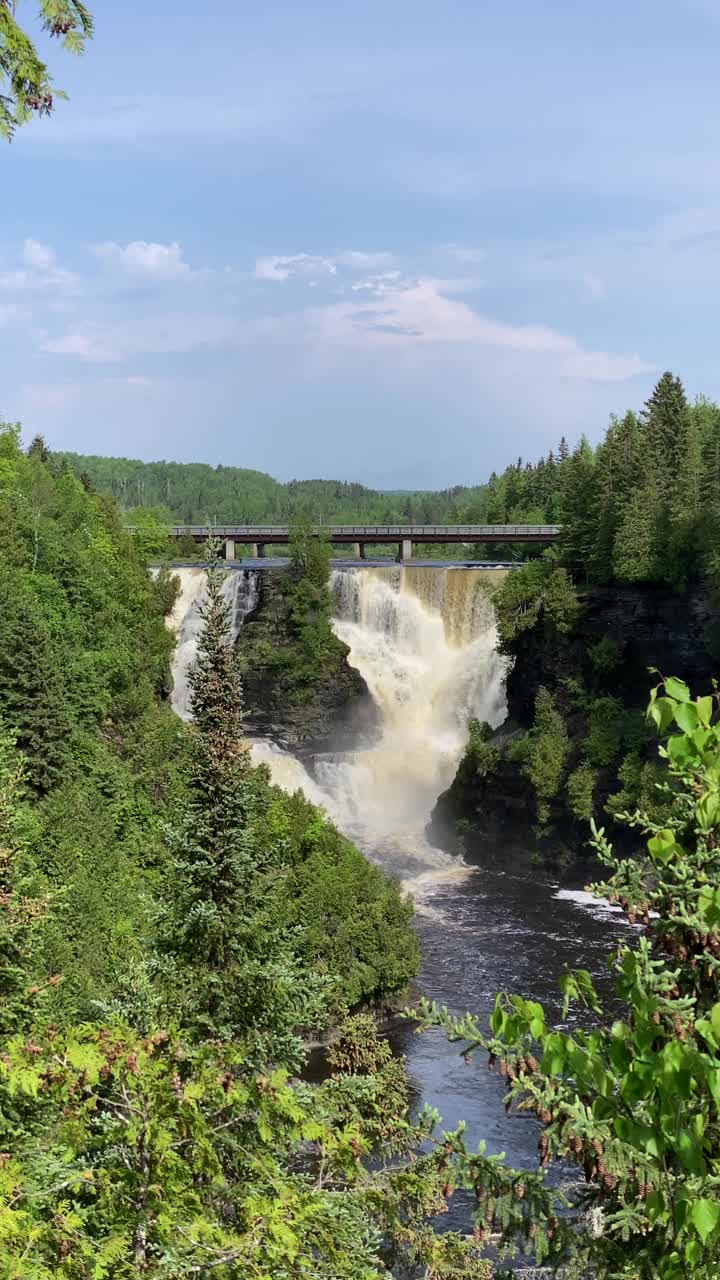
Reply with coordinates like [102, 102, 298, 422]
[485, 372, 720, 588]
[54, 451, 490, 527]
[438, 374, 720, 866]
[4, 399, 720, 1273]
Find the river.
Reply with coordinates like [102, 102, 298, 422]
[169, 563, 628, 1184]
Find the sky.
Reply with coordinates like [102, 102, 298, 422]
[3, 0, 720, 488]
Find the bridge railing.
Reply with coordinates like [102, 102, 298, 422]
[125, 523, 562, 539]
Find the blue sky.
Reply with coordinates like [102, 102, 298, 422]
[3, 0, 720, 487]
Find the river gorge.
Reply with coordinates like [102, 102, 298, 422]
[168, 563, 628, 1182]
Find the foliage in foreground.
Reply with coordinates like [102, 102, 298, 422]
[414, 676, 720, 1278]
[0, 1, 93, 139]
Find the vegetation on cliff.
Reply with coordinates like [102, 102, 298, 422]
[238, 515, 372, 743]
[437, 371, 720, 860]
[417, 677, 720, 1278]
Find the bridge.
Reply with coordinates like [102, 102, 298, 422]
[143, 523, 561, 562]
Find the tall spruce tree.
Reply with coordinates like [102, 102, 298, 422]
[593, 411, 645, 580]
[159, 544, 317, 1061]
[640, 371, 690, 500]
[0, 569, 72, 791]
[558, 436, 598, 573]
[640, 373, 691, 578]
[612, 484, 659, 582]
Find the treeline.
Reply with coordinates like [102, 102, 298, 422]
[55, 450, 490, 526]
[59, 370, 720, 586]
[485, 371, 720, 587]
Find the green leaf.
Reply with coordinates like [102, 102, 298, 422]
[649, 697, 676, 734]
[665, 676, 690, 702]
[674, 700, 698, 733]
[696, 790, 720, 831]
[697, 695, 713, 726]
[648, 829, 677, 864]
[692, 1198, 720, 1244]
[668, 733, 694, 765]
[676, 1129, 704, 1173]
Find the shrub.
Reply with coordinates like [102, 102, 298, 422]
[543, 566, 580, 633]
[465, 718, 500, 776]
[588, 634, 623, 672]
[566, 760, 596, 820]
[520, 688, 569, 826]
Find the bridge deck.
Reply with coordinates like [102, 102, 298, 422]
[137, 523, 561, 544]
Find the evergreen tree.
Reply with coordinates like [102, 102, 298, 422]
[0, 734, 37, 1038]
[0, 570, 72, 791]
[159, 544, 318, 1060]
[640, 371, 690, 501]
[558, 436, 598, 572]
[612, 484, 659, 582]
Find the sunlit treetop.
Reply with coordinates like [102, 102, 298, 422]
[0, 1, 93, 139]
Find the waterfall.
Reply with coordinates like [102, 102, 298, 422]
[167, 567, 259, 719]
[167, 562, 507, 889]
[254, 566, 507, 885]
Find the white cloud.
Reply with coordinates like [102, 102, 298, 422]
[333, 250, 396, 269]
[92, 240, 192, 280]
[254, 249, 395, 282]
[41, 331, 119, 361]
[22, 239, 57, 272]
[254, 253, 337, 282]
[40, 312, 240, 363]
[0, 239, 76, 292]
[290, 278, 651, 382]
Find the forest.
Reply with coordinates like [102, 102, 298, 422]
[53, 451, 490, 529]
[2, 376, 720, 1274]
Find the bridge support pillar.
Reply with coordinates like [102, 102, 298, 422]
[256, 543, 266, 558]
[250, 543, 259, 558]
[352, 541, 362, 560]
[399, 538, 413, 562]
[224, 538, 235, 561]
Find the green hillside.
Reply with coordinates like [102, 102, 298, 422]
[55, 451, 490, 525]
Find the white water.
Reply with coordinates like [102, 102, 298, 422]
[253, 565, 507, 890]
[167, 568, 259, 719]
[167, 563, 507, 892]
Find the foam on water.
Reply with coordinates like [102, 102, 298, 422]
[254, 566, 507, 897]
[167, 563, 508, 902]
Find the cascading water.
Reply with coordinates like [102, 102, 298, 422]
[253, 565, 507, 890]
[168, 562, 506, 884]
[166, 560, 626, 1179]
[167, 567, 259, 719]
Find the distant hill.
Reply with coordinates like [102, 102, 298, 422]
[55, 452, 490, 526]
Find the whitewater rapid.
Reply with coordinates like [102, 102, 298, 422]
[167, 563, 507, 893]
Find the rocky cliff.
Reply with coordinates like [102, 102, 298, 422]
[430, 580, 716, 868]
[238, 568, 376, 751]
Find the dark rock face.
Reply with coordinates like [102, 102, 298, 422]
[506, 582, 714, 726]
[429, 580, 716, 869]
[238, 569, 377, 753]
